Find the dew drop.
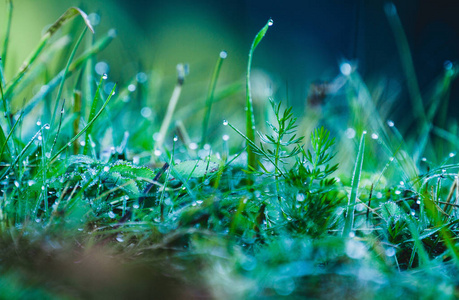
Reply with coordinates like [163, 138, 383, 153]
[220, 51, 227, 59]
[340, 62, 352, 76]
[449, 152, 455, 158]
[223, 120, 228, 126]
[103, 166, 110, 172]
[268, 19, 274, 26]
[189, 142, 198, 150]
[344, 128, 356, 139]
[196, 200, 204, 204]
[102, 73, 108, 80]
[41, 185, 45, 191]
[14, 181, 19, 188]
[133, 204, 140, 209]
[44, 124, 50, 130]
[203, 144, 211, 151]
[116, 235, 124, 242]
[387, 120, 395, 127]
[128, 84, 136, 92]
[80, 141, 86, 146]
[36, 120, 42, 126]
[371, 133, 378, 139]
[222, 134, 230, 141]
[421, 157, 427, 162]
[141, 107, 152, 118]
[154, 149, 162, 156]
[108, 211, 116, 219]
[173, 136, 178, 142]
[385, 247, 396, 257]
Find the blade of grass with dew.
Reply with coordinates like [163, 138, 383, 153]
[246, 18, 273, 172]
[49, 84, 116, 163]
[0, 110, 22, 161]
[84, 76, 105, 155]
[343, 131, 366, 237]
[51, 26, 90, 130]
[155, 64, 187, 152]
[19, 29, 116, 117]
[201, 50, 227, 147]
[0, 123, 50, 180]
[4, 7, 93, 100]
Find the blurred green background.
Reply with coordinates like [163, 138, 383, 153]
[1, 0, 459, 129]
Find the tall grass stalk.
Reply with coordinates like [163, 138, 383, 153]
[155, 64, 187, 152]
[201, 51, 227, 147]
[343, 131, 366, 236]
[246, 19, 273, 172]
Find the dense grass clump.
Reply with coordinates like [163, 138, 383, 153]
[1, 4, 459, 299]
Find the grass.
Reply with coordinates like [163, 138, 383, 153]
[1, 4, 459, 299]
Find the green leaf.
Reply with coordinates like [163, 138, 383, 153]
[172, 160, 219, 179]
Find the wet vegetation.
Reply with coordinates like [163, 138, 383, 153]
[1, 3, 459, 299]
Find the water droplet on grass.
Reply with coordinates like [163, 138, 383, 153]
[268, 19, 274, 26]
[222, 134, 230, 141]
[36, 120, 42, 126]
[128, 84, 136, 92]
[340, 62, 352, 76]
[371, 133, 378, 139]
[220, 51, 227, 59]
[387, 120, 395, 127]
[103, 166, 110, 172]
[189, 142, 198, 150]
[154, 149, 162, 156]
[385, 247, 396, 257]
[108, 211, 116, 218]
[173, 136, 178, 142]
[141, 107, 152, 118]
[449, 152, 456, 158]
[223, 120, 228, 126]
[102, 73, 108, 80]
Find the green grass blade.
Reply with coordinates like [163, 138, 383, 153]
[343, 131, 366, 237]
[4, 7, 94, 100]
[201, 51, 227, 146]
[18, 30, 116, 117]
[155, 64, 187, 152]
[385, 3, 425, 124]
[50, 84, 116, 163]
[52, 26, 90, 128]
[246, 19, 273, 172]
[0, 110, 22, 161]
[0, 0, 13, 84]
[84, 76, 104, 155]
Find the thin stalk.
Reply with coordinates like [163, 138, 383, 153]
[51, 26, 89, 128]
[155, 64, 187, 151]
[0, 0, 13, 83]
[18, 29, 115, 117]
[246, 19, 273, 172]
[49, 84, 116, 163]
[343, 131, 366, 237]
[201, 51, 227, 146]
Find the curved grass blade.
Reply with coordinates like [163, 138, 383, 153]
[343, 131, 366, 237]
[4, 7, 94, 100]
[201, 50, 227, 146]
[246, 19, 273, 173]
[18, 29, 116, 117]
